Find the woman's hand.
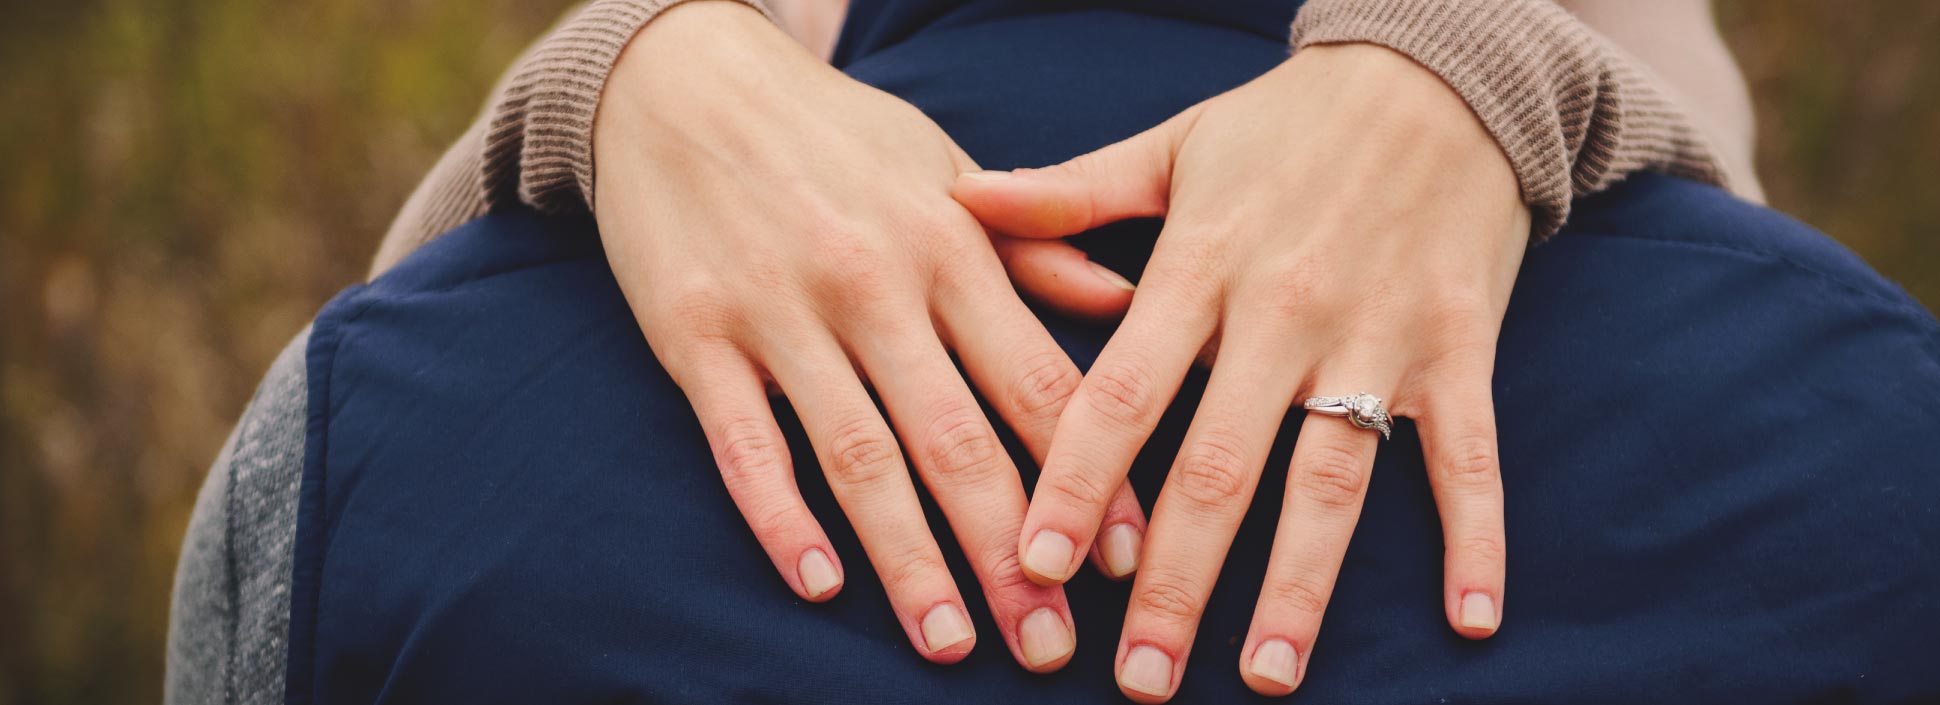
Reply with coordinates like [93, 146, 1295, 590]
[592, 1, 1146, 671]
[953, 43, 1530, 699]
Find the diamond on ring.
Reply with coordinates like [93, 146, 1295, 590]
[1302, 392, 1393, 440]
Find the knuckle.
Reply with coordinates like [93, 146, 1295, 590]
[1264, 575, 1332, 618]
[1433, 434, 1502, 490]
[1256, 262, 1327, 324]
[1292, 441, 1369, 510]
[741, 494, 804, 539]
[1456, 534, 1508, 567]
[714, 418, 786, 485]
[1169, 430, 1254, 508]
[1338, 286, 1408, 339]
[1043, 465, 1115, 508]
[661, 285, 742, 339]
[824, 417, 902, 486]
[1156, 226, 1230, 273]
[914, 208, 983, 258]
[920, 406, 1004, 484]
[928, 244, 995, 294]
[1421, 295, 1498, 353]
[812, 234, 899, 298]
[1080, 358, 1159, 427]
[976, 549, 1043, 613]
[880, 543, 948, 590]
[1009, 350, 1082, 422]
[742, 252, 795, 296]
[1142, 253, 1224, 308]
[1424, 289, 1494, 327]
[1133, 574, 1206, 625]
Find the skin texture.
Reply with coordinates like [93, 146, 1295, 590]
[602, 0, 1761, 692]
[953, 44, 1530, 700]
[591, 1, 1148, 672]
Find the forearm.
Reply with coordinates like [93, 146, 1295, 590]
[1561, 0, 1764, 202]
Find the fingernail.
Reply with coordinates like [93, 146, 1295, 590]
[1019, 608, 1076, 667]
[1460, 592, 1498, 631]
[921, 603, 975, 652]
[1100, 523, 1142, 577]
[1249, 639, 1299, 688]
[1088, 262, 1137, 291]
[798, 548, 840, 598]
[961, 170, 1013, 182]
[1023, 531, 1077, 582]
[1119, 645, 1174, 696]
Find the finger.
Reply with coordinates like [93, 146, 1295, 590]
[673, 344, 844, 602]
[1113, 338, 1296, 702]
[854, 322, 1077, 672]
[1241, 371, 1399, 696]
[952, 106, 1201, 239]
[1087, 483, 1147, 580]
[1018, 269, 1218, 586]
[936, 267, 1149, 581]
[761, 335, 977, 663]
[991, 235, 1136, 320]
[1416, 359, 1507, 640]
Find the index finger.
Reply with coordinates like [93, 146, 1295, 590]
[933, 264, 1149, 579]
[1017, 270, 1218, 584]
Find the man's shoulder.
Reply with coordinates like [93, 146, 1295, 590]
[166, 325, 310, 705]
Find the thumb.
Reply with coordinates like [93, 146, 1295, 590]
[952, 106, 1199, 239]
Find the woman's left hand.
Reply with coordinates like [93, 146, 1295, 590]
[952, 43, 1530, 700]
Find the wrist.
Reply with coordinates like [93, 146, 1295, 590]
[1282, 44, 1504, 164]
[594, 0, 804, 198]
[608, 0, 807, 107]
[1266, 43, 1529, 239]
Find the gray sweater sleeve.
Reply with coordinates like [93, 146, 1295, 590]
[166, 327, 311, 705]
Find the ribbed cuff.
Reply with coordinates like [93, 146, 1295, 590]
[1290, 0, 1726, 238]
[482, 0, 774, 213]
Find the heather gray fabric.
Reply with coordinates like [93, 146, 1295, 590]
[166, 327, 309, 705]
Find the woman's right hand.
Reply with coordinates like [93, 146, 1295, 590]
[591, 1, 1147, 671]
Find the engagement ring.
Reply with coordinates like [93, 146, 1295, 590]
[1302, 393, 1393, 440]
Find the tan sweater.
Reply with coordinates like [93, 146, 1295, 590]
[371, 0, 1726, 274]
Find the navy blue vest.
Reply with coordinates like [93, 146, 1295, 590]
[287, 3, 1940, 702]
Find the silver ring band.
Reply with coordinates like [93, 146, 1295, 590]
[1302, 392, 1393, 440]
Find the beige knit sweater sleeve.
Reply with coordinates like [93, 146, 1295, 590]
[1290, 0, 1729, 237]
[372, 0, 1724, 274]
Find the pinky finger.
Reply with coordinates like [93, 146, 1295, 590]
[1416, 373, 1508, 639]
[676, 346, 844, 602]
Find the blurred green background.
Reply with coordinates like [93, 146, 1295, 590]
[0, 1, 1934, 702]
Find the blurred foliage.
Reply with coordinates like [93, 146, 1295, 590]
[0, 1, 1933, 703]
[0, 1, 579, 701]
[1715, 1, 1940, 308]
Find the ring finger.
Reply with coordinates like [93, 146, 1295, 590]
[761, 332, 977, 663]
[1240, 363, 1401, 696]
[855, 319, 1078, 672]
